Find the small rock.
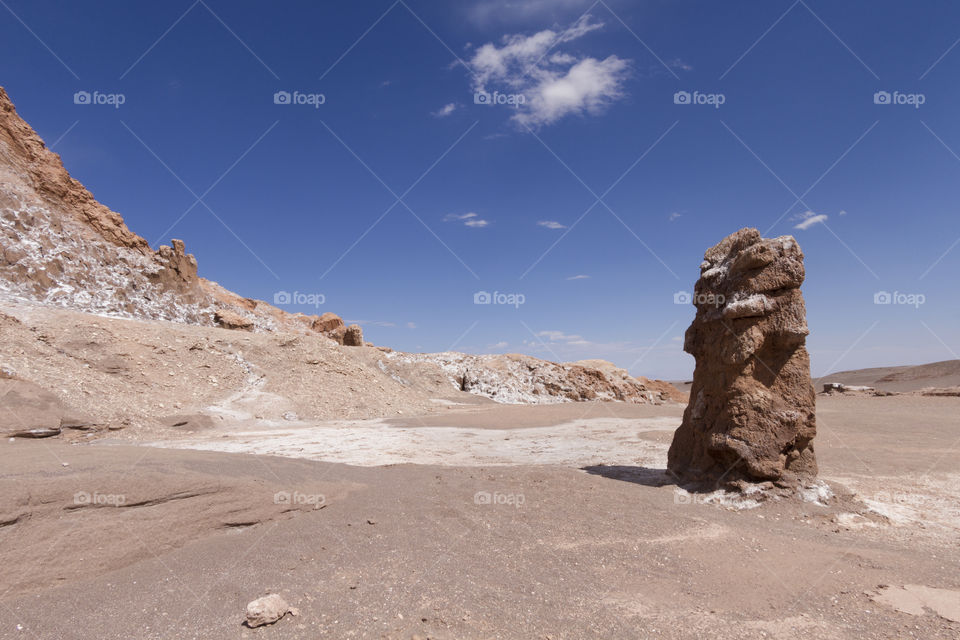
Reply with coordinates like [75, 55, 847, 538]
[245, 594, 296, 628]
[214, 309, 254, 331]
[282, 411, 298, 421]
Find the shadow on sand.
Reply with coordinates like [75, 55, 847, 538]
[581, 465, 679, 488]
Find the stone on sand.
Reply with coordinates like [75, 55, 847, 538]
[245, 593, 298, 627]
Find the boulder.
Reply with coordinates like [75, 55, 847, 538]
[667, 228, 817, 486]
[343, 324, 364, 347]
[245, 594, 297, 627]
[312, 312, 344, 333]
[213, 309, 254, 331]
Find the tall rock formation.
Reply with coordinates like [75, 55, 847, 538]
[667, 228, 817, 486]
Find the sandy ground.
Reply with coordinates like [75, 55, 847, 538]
[1, 395, 959, 639]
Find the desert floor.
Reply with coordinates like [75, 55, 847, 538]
[2, 395, 959, 639]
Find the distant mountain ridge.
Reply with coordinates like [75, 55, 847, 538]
[820, 360, 960, 392]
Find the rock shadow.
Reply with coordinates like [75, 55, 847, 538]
[581, 465, 679, 488]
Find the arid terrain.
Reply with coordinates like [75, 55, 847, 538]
[2, 379, 959, 639]
[1, 73, 959, 640]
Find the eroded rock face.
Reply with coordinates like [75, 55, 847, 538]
[667, 228, 817, 486]
[312, 312, 344, 333]
[343, 324, 364, 347]
[0, 86, 360, 337]
[213, 309, 254, 331]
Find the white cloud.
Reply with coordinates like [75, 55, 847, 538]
[489, 341, 509, 349]
[432, 102, 457, 118]
[668, 212, 682, 221]
[467, 15, 630, 128]
[538, 220, 567, 229]
[537, 330, 582, 342]
[444, 212, 490, 228]
[444, 212, 477, 221]
[406, 322, 417, 329]
[517, 56, 629, 127]
[793, 211, 828, 230]
[566, 274, 590, 280]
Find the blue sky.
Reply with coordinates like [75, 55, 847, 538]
[2, 0, 959, 379]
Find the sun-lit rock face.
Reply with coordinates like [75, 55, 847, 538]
[0, 86, 352, 338]
[668, 227, 817, 487]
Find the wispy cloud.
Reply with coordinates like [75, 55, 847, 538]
[350, 320, 396, 327]
[444, 212, 490, 228]
[566, 274, 590, 280]
[406, 322, 417, 329]
[793, 211, 828, 230]
[668, 212, 682, 221]
[537, 330, 582, 342]
[467, 15, 630, 128]
[468, 0, 594, 25]
[538, 220, 567, 229]
[432, 102, 457, 118]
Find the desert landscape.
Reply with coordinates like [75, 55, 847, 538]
[2, 2, 960, 638]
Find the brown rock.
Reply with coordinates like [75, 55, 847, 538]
[213, 309, 254, 331]
[667, 228, 817, 486]
[0, 378, 64, 437]
[343, 324, 364, 347]
[327, 325, 346, 345]
[312, 312, 344, 333]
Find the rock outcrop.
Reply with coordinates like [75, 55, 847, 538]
[312, 312, 344, 333]
[343, 324, 364, 347]
[667, 228, 817, 486]
[213, 309, 254, 331]
[382, 352, 682, 404]
[0, 85, 363, 342]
